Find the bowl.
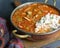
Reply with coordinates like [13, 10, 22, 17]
[11, 2, 60, 41]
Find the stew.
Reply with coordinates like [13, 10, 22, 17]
[12, 3, 60, 34]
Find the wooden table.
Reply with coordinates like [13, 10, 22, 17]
[22, 30, 60, 48]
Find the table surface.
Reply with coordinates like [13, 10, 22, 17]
[0, 0, 60, 48]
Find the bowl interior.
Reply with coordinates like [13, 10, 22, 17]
[11, 2, 60, 35]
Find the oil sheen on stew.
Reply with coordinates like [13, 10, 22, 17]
[12, 3, 60, 34]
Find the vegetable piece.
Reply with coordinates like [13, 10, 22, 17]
[24, 17, 31, 22]
[17, 18, 22, 22]
[18, 24, 23, 29]
[26, 11, 32, 15]
[16, 16, 22, 22]
[26, 26, 29, 30]
[38, 10, 43, 14]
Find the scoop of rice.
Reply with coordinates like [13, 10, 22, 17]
[35, 13, 60, 33]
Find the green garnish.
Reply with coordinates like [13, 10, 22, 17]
[43, 18, 45, 23]
[52, 28, 56, 31]
[50, 16, 53, 19]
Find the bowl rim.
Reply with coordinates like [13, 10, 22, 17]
[11, 2, 60, 35]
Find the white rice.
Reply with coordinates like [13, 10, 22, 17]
[35, 13, 60, 33]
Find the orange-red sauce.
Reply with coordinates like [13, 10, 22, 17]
[12, 3, 60, 33]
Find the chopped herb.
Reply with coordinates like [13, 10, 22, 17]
[51, 28, 56, 31]
[43, 19, 45, 23]
[50, 16, 53, 19]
